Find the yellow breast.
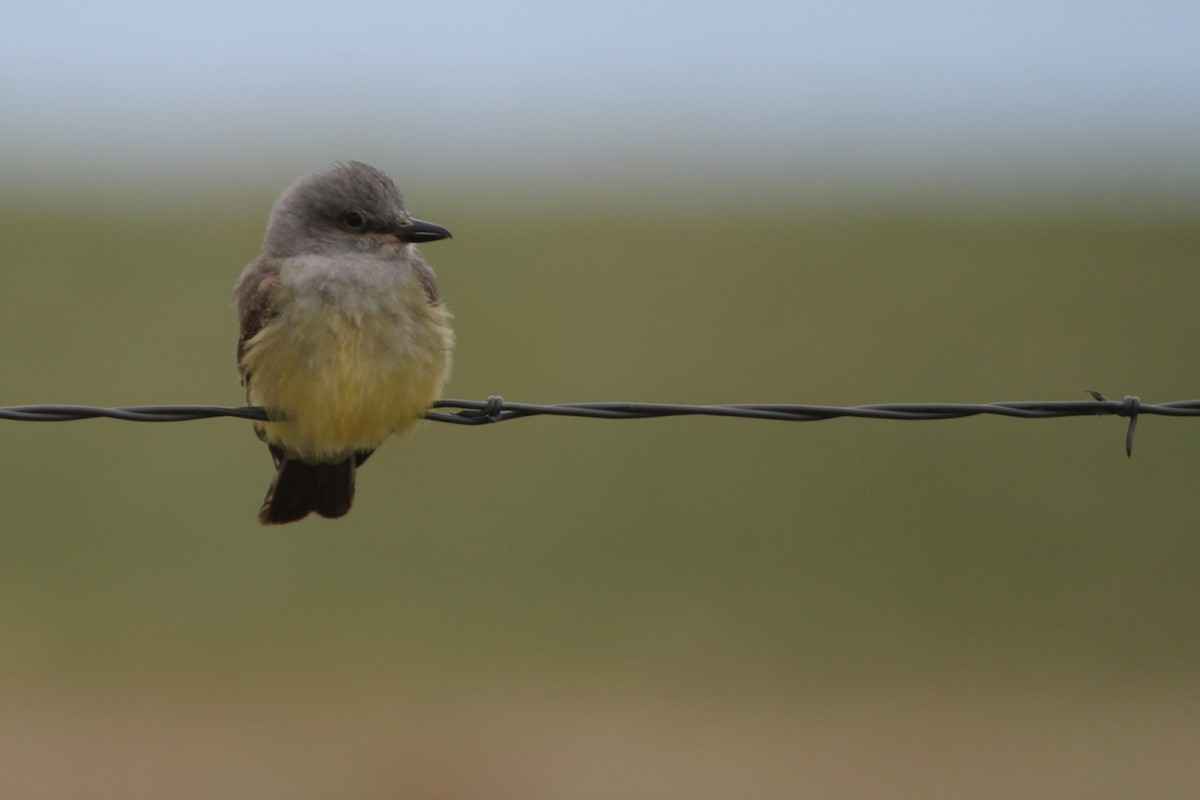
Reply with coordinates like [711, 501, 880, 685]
[241, 289, 453, 462]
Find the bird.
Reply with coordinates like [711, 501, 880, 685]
[234, 161, 453, 525]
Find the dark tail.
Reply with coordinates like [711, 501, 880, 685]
[258, 455, 356, 525]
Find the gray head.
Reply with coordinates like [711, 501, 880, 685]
[262, 161, 451, 258]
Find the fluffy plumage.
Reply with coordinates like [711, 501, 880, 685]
[235, 162, 453, 525]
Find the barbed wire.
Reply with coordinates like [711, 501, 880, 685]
[0, 392, 1185, 456]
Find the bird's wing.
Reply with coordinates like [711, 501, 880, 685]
[234, 256, 280, 387]
[410, 249, 441, 305]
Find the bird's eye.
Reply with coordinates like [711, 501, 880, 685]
[342, 211, 366, 230]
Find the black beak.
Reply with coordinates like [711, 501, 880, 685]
[393, 218, 452, 243]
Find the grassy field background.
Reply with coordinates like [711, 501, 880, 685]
[1, 182, 1198, 797]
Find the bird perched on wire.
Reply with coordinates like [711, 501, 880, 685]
[235, 161, 453, 524]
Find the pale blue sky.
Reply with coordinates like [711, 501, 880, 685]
[4, 1, 1197, 195]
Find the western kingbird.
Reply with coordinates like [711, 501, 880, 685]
[235, 161, 453, 525]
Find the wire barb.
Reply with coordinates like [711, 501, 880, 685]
[1121, 395, 1141, 458]
[1, 394, 1191, 454]
[1088, 391, 1142, 457]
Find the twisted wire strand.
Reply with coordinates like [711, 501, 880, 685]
[0, 393, 1178, 455]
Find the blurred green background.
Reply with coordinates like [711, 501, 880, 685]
[3, 3, 1200, 798]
